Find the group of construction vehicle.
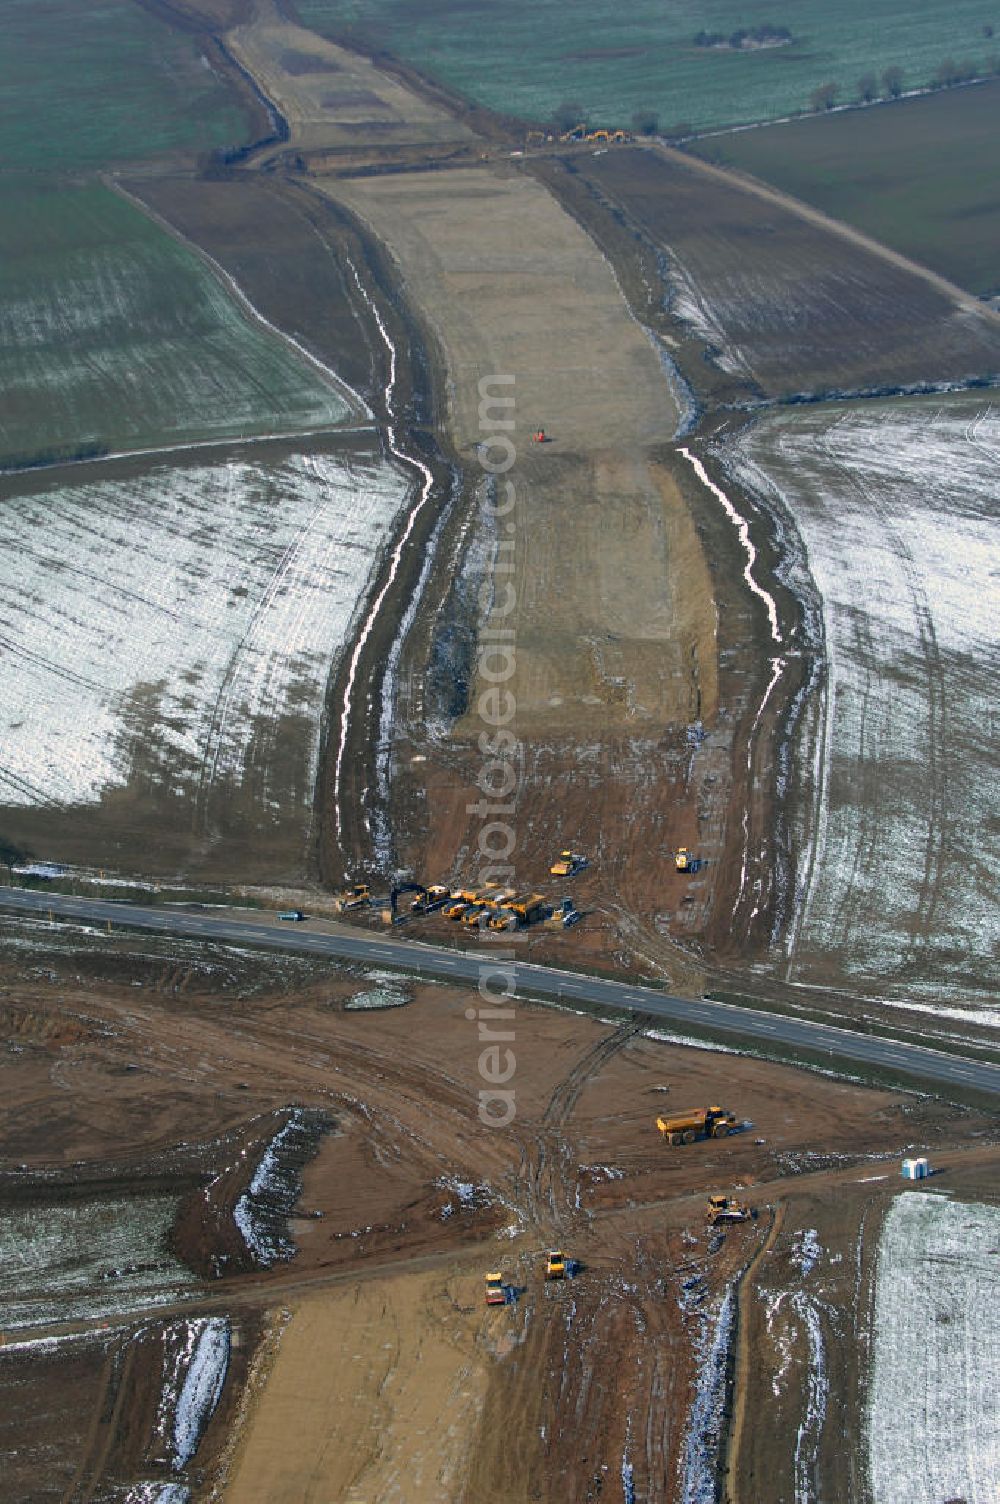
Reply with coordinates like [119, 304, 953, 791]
[337, 843, 696, 920]
[486, 1203, 753, 1305]
[558, 124, 632, 144]
[336, 848, 593, 930]
[485, 1249, 575, 1305]
[484, 1111, 753, 1306]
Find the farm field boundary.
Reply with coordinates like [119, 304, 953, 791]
[295, 0, 1000, 138]
[688, 79, 1000, 300]
[538, 145, 1000, 415]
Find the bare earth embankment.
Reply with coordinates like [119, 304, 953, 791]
[319, 163, 745, 983]
[226, 1, 474, 162]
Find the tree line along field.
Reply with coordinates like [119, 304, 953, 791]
[0, 182, 357, 468]
[298, 0, 1000, 134]
[0, 0, 248, 172]
[690, 78, 1000, 299]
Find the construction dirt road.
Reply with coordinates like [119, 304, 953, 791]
[2, 927, 996, 1501]
[319, 157, 748, 986]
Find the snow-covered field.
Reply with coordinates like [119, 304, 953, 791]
[0, 449, 409, 823]
[868, 1192, 1000, 1504]
[721, 398, 1000, 1004]
[0, 1192, 194, 1329]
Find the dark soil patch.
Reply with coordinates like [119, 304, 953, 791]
[538, 145, 1000, 406]
[280, 47, 341, 74]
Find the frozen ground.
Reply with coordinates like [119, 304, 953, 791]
[0, 181, 357, 466]
[165, 1317, 230, 1470]
[677, 1286, 734, 1504]
[0, 1192, 194, 1329]
[868, 1192, 1000, 1504]
[0, 448, 409, 818]
[720, 398, 1000, 1005]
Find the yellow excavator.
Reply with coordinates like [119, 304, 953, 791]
[707, 1194, 755, 1225]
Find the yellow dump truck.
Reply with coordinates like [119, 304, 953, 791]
[509, 894, 550, 925]
[550, 850, 589, 877]
[656, 1106, 738, 1145]
[485, 1272, 506, 1306]
[675, 848, 693, 873]
[545, 1250, 566, 1280]
[479, 887, 517, 911]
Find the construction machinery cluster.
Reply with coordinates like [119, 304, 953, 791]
[334, 844, 702, 932]
[336, 850, 599, 931]
[484, 1178, 754, 1307]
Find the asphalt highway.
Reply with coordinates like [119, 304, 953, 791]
[2, 886, 998, 1098]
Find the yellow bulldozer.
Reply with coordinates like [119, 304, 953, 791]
[337, 882, 371, 911]
[707, 1194, 755, 1224]
[545, 1249, 566, 1280]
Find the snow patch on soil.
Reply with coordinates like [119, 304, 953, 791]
[344, 968, 411, 1010]
[169, 1318, 230, 1470]
[678, 1286, 735, 1503]
[0, 450, 408, 811]
[722, 401, 1000, 1001]
[791, 1292, 828, 1504]
[437, 1176, 492, 1220]
[122, 1486, 191, 1503]
[868, 1192, 1000, 1504]
[234, 1109, 326, 1266]
[0, 1193, 194, 1330]
[791, 1228, 822, 1278]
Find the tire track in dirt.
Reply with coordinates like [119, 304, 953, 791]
[61, 1335, 137, 1504]
[522, 1018, 646, 1229]
[722, 1200, 785, 1504]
